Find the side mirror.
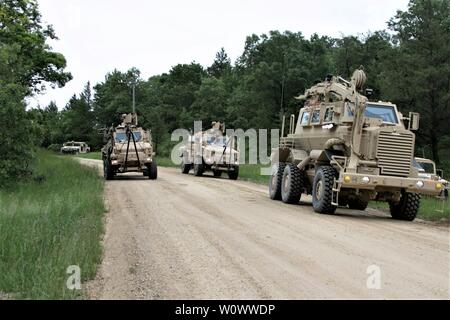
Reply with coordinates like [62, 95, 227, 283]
[437, 169, 444, 178]
[408, 112, 420, 131]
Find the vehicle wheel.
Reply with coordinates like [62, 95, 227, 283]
[213, 170, 222, 178]
[312, 166, 337, 214]
[348, 197, 369, 211]
[181, 160, 191, 174]
[149, 160, 158, 180]
[194, 158, 204, 177]
[281, 163, 303, 204]
[103, 159, 114, 180]
[338, 197, 348, 207]
[389, 191, 420, 221]
[228, 166, 239, 180]
[269, 162, 286, 200]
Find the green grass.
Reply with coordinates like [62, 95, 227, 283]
[74, 151, 102, 160]
[0, 150, 105, 299]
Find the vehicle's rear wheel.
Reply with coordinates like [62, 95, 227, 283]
[347, 197, 369, 211]
[389, 191, 420, 221]
[338, 196, 348, 207]
[228, 166, 239, 180]
[103, 159, 114, 180]
[181, 160, 191, 174]
[194, 158, 204, 177]
[281, 163, 304, 204]
[149, 160, 158, 180]
[269, 162, 286, 200]
[312, 166, 337, 214]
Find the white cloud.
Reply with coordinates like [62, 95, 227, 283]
[31, 0, 409, 109]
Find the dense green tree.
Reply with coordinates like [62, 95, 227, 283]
[0, 0, 71, 184]
[207, 48, 232, 78]
[93, 68, 140, 126]
[382, 0, 450, 163]
[0, 0, 72, 92]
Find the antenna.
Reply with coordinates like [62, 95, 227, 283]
[132, 83, 136, 114]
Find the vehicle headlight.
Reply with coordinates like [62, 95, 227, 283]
[436, 182, 444, 190]
[416, 181, 424, 188]
[362, 176, 370, 184]
[344, 176, 351, 183]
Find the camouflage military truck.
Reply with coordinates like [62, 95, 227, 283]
[269, 69, 445, 221]
[101, 113, 157, 180]
[179, 122, 239, 180]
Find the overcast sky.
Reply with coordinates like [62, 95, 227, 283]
[31, 0, 409, 109]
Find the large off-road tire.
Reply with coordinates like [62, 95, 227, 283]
[312, 166, 337, 214]
[148, 160, 158, 180]
[181, 160, 191, 174]
[194, 158, 204, 177]
[347, 197, 369, 211]
[103, 158, 114, 180]
[389, 191, 420, 221]
[228, 166, 239, 180]
[281, 163, 304, 204]
[269, 162, 286, 200]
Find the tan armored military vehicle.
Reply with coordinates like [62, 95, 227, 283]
[101, 113, 157, 180]
[179, 122, 239, 180]
[269, 69, 445, 221]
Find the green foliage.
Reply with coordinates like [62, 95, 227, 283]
[0, 151, 105, 299]
[0, 84, 35, 186]
[0, 0, 72, 93]
[0, 0, 71, 184]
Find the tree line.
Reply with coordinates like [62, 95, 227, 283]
[1, 0, 449, 185]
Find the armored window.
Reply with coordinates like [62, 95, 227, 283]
[301, 111, 310, 125]
[324, 108, 334, 123]
[311, 109, 321, 124]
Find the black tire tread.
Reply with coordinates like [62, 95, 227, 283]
[312, 166, 337, 214]
[269, 162, 286, 200]
[281, 163, 304, 204]
[390, 192, 420, 221]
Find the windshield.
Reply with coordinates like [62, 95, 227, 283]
[115, 132, 142, 142]
[345, 103, 399, 124]
[364, 104, 398, 124]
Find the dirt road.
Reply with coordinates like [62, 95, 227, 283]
[79, 158, 449, 299]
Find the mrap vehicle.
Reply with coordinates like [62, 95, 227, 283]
[269, 69, 445, 221]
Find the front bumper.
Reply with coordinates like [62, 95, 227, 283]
[338, 172, 444, 196]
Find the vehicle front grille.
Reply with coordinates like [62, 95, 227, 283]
[376, 131, 414, 177]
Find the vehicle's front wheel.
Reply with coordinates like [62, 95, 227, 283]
[281, 163, 304, 204]
[103, 159, 114, 180]
[149, 160, 158, 180]
[194, 158, 204, 177]
[269, 162, 286, 200]
[389, 191, 420, 221]
[228, 166, 239, 180]
[312, 166, 337, 214]
[181, 160, 191, 174]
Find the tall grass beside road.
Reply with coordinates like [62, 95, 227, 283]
[0, 151, 105, 299]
